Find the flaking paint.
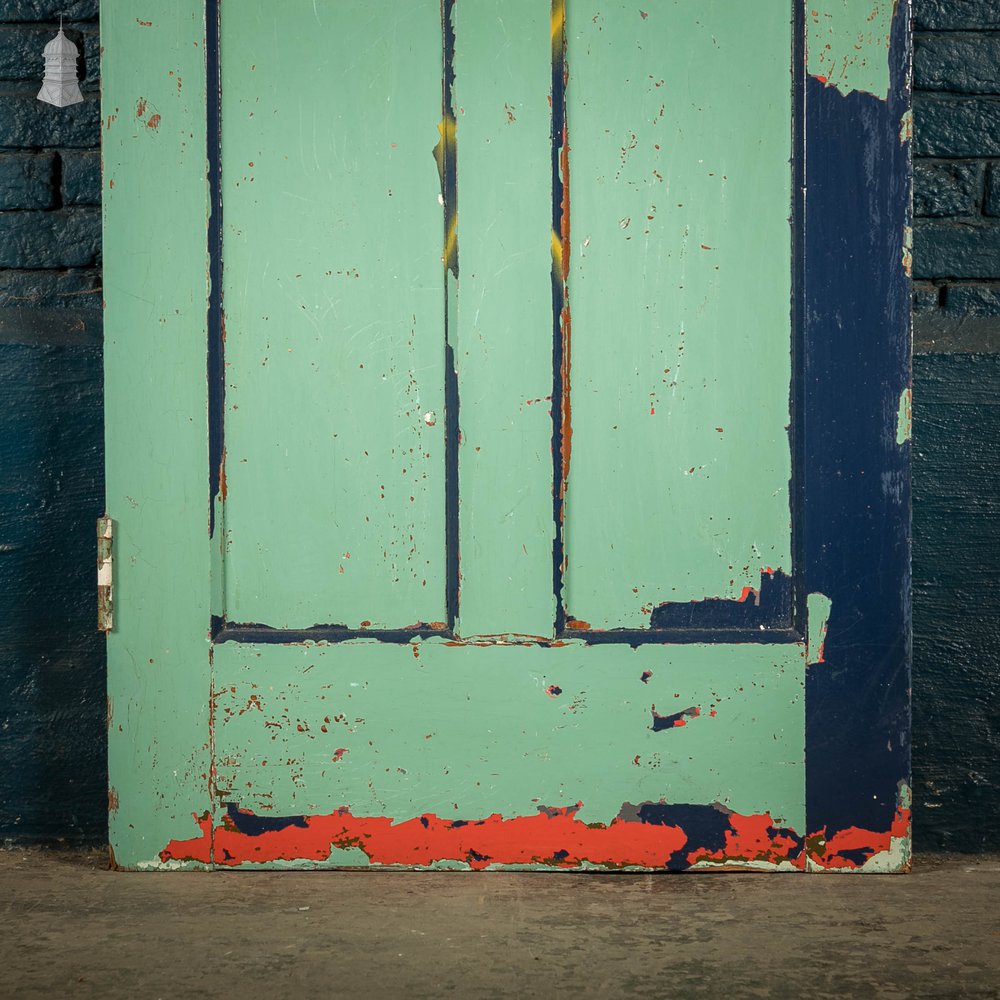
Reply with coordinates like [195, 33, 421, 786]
[806, 593, 832, 665]
[806, 0, 896, 100]
[896, 387, 912, 445]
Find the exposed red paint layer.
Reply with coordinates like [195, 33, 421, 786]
[163, 805, 688, 869]
[218, 447, 227, 501]
[158, 804, 816, 871]
[688, 812, 804, 869]
[807, 805, 911, 870]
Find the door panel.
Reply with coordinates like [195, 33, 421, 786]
[220, 2, 448, 630]
[563, 2, 794, 630]
[205, 638, 804, 870]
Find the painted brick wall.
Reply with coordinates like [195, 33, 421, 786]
[911, 0, 1000, 851]
[0, 0, 105, 844]
[0, 2, 996, 850]
[913, 0, 1000, 351]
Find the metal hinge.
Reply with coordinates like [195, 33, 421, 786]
[97, 515, 113, 632]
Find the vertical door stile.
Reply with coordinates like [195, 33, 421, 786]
[451, 1, 557, 639]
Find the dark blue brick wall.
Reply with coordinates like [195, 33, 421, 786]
[913, 0, 1000, 351]
[0, 2, 104, 844]
[0, 2, 996, 851]
[909, 0, 1000, 850]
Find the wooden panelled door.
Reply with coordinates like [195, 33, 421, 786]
[102, 0, 912, 871]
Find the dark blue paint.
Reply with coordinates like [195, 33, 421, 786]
[650, 570, 792, 630]
[650, 706, 699, 732]
[442, 0, 460, 633]
[629, 802, 805, 870]
[225, 802, 306, 836]
[803, 6, 912, 845]
[206, 0, 224, 539]
[214, 622, 450, 644]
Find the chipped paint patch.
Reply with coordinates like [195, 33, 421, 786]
[895, 386, 912, 445]
[806, 783, 911, 872]
[902, 224, 913, 278]
[159, 801, 806, 872]
[806, 593, 832, 665]
[650, 704, 701, 731]
[899, 108, 913, 145]
[807, 1, 895, 100]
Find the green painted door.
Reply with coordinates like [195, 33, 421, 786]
[102, 1, 908, 871]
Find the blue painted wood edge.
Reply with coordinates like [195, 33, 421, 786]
[803, 3, 912, 859]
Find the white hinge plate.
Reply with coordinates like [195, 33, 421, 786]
[97, 515, 113, 632]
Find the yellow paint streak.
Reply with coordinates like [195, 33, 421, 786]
[551, 0, 565, 63]
[444, 212, 458, 274]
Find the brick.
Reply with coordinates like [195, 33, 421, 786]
[0, 151, 55, 209]
[0, 306, 101, 345]
[914, 97, 1000, 157]
[0, 90, 98, 149]
[912, 219, 1000, 279]
[61, 149, 100, 205]
[0, 268, 101, 309]
[913, 161, 983, 217]
[914, 1, 1000, 31]
[915, 33, 1000, 94]
[0, 208, 101, 268]
[985, 164, 1000, 217]
[0, 25, 47, 81]
[0, 1, 98, 21]
[945, 283, 1000, 317]
[913, 282, 942, 314]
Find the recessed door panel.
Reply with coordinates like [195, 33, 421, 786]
[219, 2, 448, 630]
[562, 2, 794, 631]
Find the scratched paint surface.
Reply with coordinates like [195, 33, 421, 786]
[807, 0, 895, 100]
[451, 1, 556, 638]
[219, 2, 448, 629]
[207, 638, 805, 868]
[562, 3, 794, 630]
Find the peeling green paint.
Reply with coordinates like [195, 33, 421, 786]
[896, 387, 912, 445]
[807, 1, 896, 100]
[806, 593, 833, 665]
[325, 844, 372, 867]
[899, 108, 913, 145]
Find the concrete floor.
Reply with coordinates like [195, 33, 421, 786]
[2, 849, 998, 999]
